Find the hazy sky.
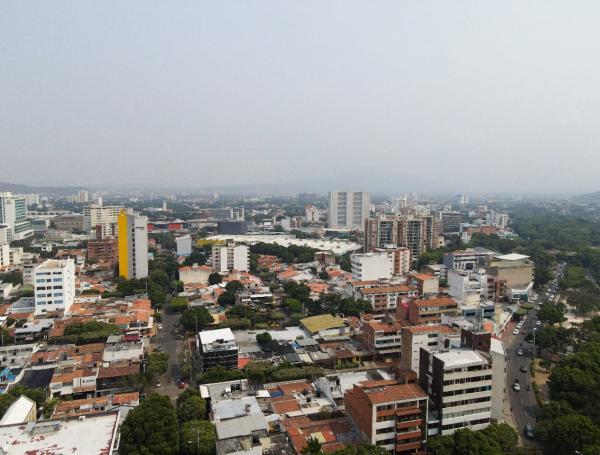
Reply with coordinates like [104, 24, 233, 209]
[2, 1, 600, 193]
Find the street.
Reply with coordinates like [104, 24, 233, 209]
[153, 306, 183, 400]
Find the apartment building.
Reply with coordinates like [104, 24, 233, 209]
[197, 328, 239, 372]
[447, 269, 489, 305]
[400, 325, 460, 378]
[405, 297, 459, 325]
[345, 380, 428, 454]
[117, 209, 149, 280]
[87, 237, 118, 267]
[83, 204, 124, 231]
[364, 214, 438, 258]
[52, 214, 85, 232]
[34, 259, 76, 316]
[350, 253, 393, 281]
[419, 349, 493, 436]
[212, 242, 249, 273]
[0, 192, 33, 241]
[440, 212, 462, 235]
[176, 234, 192, 257]
[328, 191, 371, 230]
[362, 321, 404, 358]
[358, 284, 418, 312]
[372, 246, 411, 276]
[442, 248, 496, 272]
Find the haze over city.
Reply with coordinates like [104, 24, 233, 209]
[2, 1, 600, 193]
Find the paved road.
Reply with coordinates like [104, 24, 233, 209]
[153, 307, 182, 400]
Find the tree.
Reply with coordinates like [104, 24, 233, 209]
[180, 420, 216, 455]
[256, 332, 272, 344]
[538, 302, 566, 325]
[6, 385, 46, 408]
[330, 443, 389, 455]
[452, 428, 502, 455]
[180, 307, 213, 332]
[145, 352, 169, 382]
[428, 434, 456, 455]
[177, 395, 207, 423]
[196, 365, 247, 384]
[283, 298, 303, 313]
[536, 414, 600, 455]
[119, 394, 179, 455]
[217, 291, 236, 306]
[208, 273, 223, 286]
[302, 436, 322, 455]
[169, 296, 189, 313]
[225, 280, 244, 294]
[481, 423, 518, 453]
[0, 394, 16, 418]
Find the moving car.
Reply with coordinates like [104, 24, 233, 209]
[517, 349, 523, 356]
[524, 424, 535, 439]
[513, 381, 521, 392]
[513, 329, 520, 335]
[520, 365, 527, 373]
[536, 320, 541, 326]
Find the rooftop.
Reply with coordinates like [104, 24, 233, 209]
[495, 253, 530, 261]
[434, 349, 489, 369]
[300, 315, 346, 334]
[358, 381, 427, 404]
[0, 395, 36, 426]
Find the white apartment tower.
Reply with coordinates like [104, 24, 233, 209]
[0, 193, 33, 241]
[211, 242, 249, 273]
[34, 259, 76, 316]
[328, 191, 370, 230]
[83, 203, 124, 232]
[350, 252, 393, 281]
[176, 234, 193, 257]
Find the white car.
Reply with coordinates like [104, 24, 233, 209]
[513, 329, 520, 335]
[513, 382, 521, 392]
[536, 321, 541, 326]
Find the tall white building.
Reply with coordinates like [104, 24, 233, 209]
[34, 259, 76, 316]
[77, 190, 89, 203]
[83, 203, 124, 232]
[211, 242, 249, 273]
[328, 191, 370, 230]
[350, 252, 393, 281]
[0, 193, 33, 241]
[176, 234, 193, 257]
[118, 209, 149, 279]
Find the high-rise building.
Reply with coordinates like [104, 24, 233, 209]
[118, 209, 149, 279]
[304, 205, 320, 223]
[328, 191, 370, 230]
[345, 380, 428, 453]
[83, 203, 124, 232]
[0, 193, 33, 241]
[34, 259, 76, 316]
[175, 234, 192, 257]
[77, 190, 89, 203]
[365, 214, 438, 258]
[211, 242, 249, 273]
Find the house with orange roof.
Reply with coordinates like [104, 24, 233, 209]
[362, 320, 405, 358]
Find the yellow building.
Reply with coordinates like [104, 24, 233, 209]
[118, 209, 149, 279]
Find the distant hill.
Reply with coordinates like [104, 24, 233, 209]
[576, 191, 600, 203]
[0, 181, 79, 196]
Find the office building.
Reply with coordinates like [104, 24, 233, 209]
[350, 252, 393, 281]
[197, 328, 239, 372]
[487, 253, 534, 302]
[34, 259, 76, 316]
[405, 297, 459, 325]
[18, 193, 40, 207]
[77, 190, 89, 203]
[400, 325, 460, 378]
[441, 212, 462, 235]
[176, 234, 192, 257]
[83, 204, 123, 232]
[0, 192, 33, 241]
[118, 209, 149, 279]
[365, 214, 438, 258]
[328, 191, 370, 230]
[419, 349, 493, 436]
[345, 380, 428, 454]
[485, 211, 510, 229]
[211, 242, 249, 273]
[52, 214, 85, 233]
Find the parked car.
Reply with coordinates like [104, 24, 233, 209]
[520, 365, 527, 373]
[517, 349, 523, 356]
[178, 381, 187, 389]
[513, 329, 520, 335]
[513, 381, 521, 392]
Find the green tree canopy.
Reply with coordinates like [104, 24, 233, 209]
[119, 394, 179, 455]
[208, 273, 223, 286]
[180, 420, 216, 455]
[180, 307, 213, 332]
[225, 280, 244, 293]
[176, 394, 207, 424]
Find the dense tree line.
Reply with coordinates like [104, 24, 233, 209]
[428, 423, 519, 455]
[250, 242, 317, 264]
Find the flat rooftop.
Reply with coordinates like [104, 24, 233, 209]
[0, 411, 119, 454]
[434, 349, 488, 369]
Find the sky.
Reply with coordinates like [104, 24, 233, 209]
[1, 1, 600, 194]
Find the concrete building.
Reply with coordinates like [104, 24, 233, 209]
[405, 297, 459, 326]
[179, 264, 212, 285]
[345, 380, 428, 454]
[211, 242, 249, 273]
[328, 191, 370, 230]
[486, 211, 510, 229]
[358, 284, 417, 312]
[0, 192, 33, 241]
[373, 246, 411, 276]
[87, 237, 118, 266]
[441, 212, 462, 235]
[362, 320, 403, 358]
[304, 205, 321, 223]
[350, 252, 393, 281]
[52, 214, 84, 232]
[419, 349, 493, 436]
[487, 253, 534, 302]
[400, 325, 460, 378]
[0, 243, 9, 268]
[77, 190, 89, 203]
[197, 328, 239, 372]
[34, 259, 76, 316]
[217, 220, 248, 235]
[443, 248, 496, 272]
[117, 209, 149, 279]
[83, 203, 123, 232]
[365, 214, 438, 258]
[447, 269, 488, 305]
[176, 234, 193, 257]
